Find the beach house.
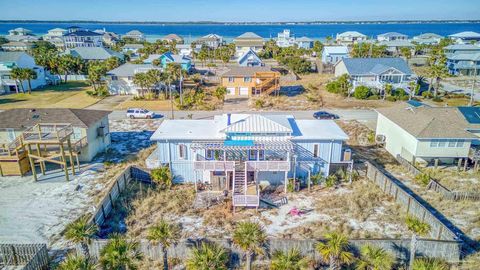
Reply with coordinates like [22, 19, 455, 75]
[413, 33, 443, 45]
[123, 30, 146, 42]
[449, 31, 480, 44]
[321, 46, 349, 64]
[295, 37, 314, 49]
[336, 31, 367, 45]
[64, 47, 124, 61]
[156, 52, 192, 71]
[106, 63, 162, 95]
[234, 32, 264, 57]
[63, 27, 103, 48]
[334, 57, 414, 91]
[147, 113, 351, 208]
[196, 34, 224, 49]
[237, 49, 263, 67]
[377, 32, 408, 42]
[6, 28, 39, 43]
[162, 34, 184, 44]
[376, 103, 479, 165]
[0, 52, 46, 94]
[122, 44, 144, 58]
[1, 42, 35, 52]
[444, 44, 480, 76]
[276, 29, 296, 48]
[221, 66, 280, 97]
[43, 28, 67, 49]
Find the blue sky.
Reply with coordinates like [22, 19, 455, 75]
[1, 0, 479, 21]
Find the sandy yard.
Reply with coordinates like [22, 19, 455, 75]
[0, 119, 161, 248]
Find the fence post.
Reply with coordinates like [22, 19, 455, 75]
[406, 197, 411, 215]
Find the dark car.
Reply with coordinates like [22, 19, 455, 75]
[313, 111, 339, 120]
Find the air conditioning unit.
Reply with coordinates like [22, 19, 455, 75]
[376, 134, 386, 144]
[97, 126, 107, 137]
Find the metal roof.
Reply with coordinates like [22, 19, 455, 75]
[341, 57, 413, 76]
[323, 46, 349, 55]
[458, 107, 480, 124]
[221, 114, 292, 134]
[236, 32, 263, 40]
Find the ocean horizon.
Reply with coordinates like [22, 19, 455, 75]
[2, 22, 480, 43]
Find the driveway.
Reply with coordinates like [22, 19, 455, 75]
[86, 95, 130, 111]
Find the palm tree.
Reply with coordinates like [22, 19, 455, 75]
[426, 48, 449, 97]
[22, 68, 37, 94]
[355, 245, 395, 270]
[132, 72, 150, 97]
[99, 233, 143, 270]
[57, 255, 97, 270]
[270, 247, 310, 270]
[185, 242, 229, 270]
[151, 166, 173, 189]
[316, 232, 354, 270]
[232, 221, 267, 270]
[147, 219, 181, 270]
[412, 258, 449, 270]
[405, 216, 431, 270]
[64, 215, 98, 258]
[164, 63, 182, 119]
[10, 67, 24, 93]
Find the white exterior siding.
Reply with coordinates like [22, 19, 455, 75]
[376, 113, 418, 160]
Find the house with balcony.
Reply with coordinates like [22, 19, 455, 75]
[336, 31, 367, 45]
[444, 44, 480, 76]
[221, 66, 280, 97]
[276, 29, 296, 48]
[162, 34, 184, 44]
[334, 57, 414, 92]
[237, 49, 263, 67]
[106, 63, 162, 95]
[196, 34, 224, 49]
[234, 32, 264, 57]
[123, 30, 146, 42]
[176, 44, 202, 57]
[296, 37, 314, 49]
[0, 52, 46, 94]
[43, 28, 67, 49]
[6, 27, 39, 43]
[413, 33, 443, 45]
[122, 44, 144, 58]
[147, 113, 351, 209]
[0, 108, 110, 163]
[449, 31, 480, 44]
[1, 42, 35, 52]
[64, 47, 124, 61]
[321, 46, 349, 64]
[377, 32, 408, 42]
[63, 27, 103, 48]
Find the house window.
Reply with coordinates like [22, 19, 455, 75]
[111, 76, 118, 81]
[430, 140, 439, 147]
[448, 140, 457, 148]
[228, 77, 234, 83]
[259, 150, 265, 160]
[249, 150, 257, 160]
[244, 77, 252, 83]
[313, 144, 319, 157]
[456, 140, 465, 147]
[127, 76, 133, 80]
[438, 140, 446, 147]
[178, 144, 187, 159]
[206, 149, 214, 160]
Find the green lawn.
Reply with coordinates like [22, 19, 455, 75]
[0, 81, 102, 109]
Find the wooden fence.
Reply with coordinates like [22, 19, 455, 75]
[83, 236, 461, 266]
[0, 244, 48, 270]
[396, 155, 480, 201]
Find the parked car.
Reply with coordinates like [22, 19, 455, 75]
[313, 111, 339, 120]
[126, 108, 155, 119]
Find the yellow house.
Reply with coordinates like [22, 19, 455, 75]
[221, 66, 280, 98]
[0, 108, 111, 163]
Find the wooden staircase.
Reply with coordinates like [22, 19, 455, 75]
[233, 162, 246, 195]
[255, 72, 280, 96]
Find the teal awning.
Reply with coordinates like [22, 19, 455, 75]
[224, 140, 254, 147]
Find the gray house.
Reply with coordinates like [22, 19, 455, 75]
[65, 47, 124, 61]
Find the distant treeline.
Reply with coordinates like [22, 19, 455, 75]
[1, 20, 480, 25]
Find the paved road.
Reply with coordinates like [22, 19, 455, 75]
[109, 109, 378, 122]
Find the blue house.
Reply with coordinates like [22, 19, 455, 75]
[237, 49, 263, 67]
[444, 44, 480, 75]
[147, 114, 352, 209]
[144, 52, 192, 71]
[321, 46, 349, 64]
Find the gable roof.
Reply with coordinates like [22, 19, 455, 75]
[237, 49, 262, 64]
[125, 30, 144, 36]
[377, 103, 477, 139]
[236, 32, 263, 40]
[222, 66, 273, 77]
[65, 47, 124, 60]
[378, 32, 408, 38]
[414, 33, 443, 39]
[64, 30, 102, 37]
[323, 46, 349, 55]
[337, 31, 366, 38]
[122, 43, 144, 49]
[449, 31, 480, 38]
[444, 44, 480, 51]
[0, 52, 29, 63]
[160, 52, 191, 64]
[296, 36, 313, 42]
[0, 108, 110, 129]
[221, 114, 292, 134]
[48, 28, 67, 33]
[379, 40, 414, 47]
[340, 57, 413, 76]
[162, 34, 183, 41]
[107, 63, 160, 77]
[1, 41, 33, 47]
[199, 33, 222, 40]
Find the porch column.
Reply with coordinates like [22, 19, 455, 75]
[463, 158, 468, 171]
[457, 158, 462, 171]
[284, 171, 288, 193]
[307, 170, 311, 192]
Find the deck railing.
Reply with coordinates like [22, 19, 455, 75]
[232, 194, 260, 207]
[246, 160, 290, 171]
[194, 160, 235, 171]
[22, 123, 73, 143]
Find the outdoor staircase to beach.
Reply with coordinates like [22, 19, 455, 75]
[258, 77, 278, 96]
[233, 162, 246, 195]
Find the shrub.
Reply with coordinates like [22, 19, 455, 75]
[255, 99, 265, 109]
[287, 178, 296, 192]
[422, 91, 433, 98]
[414, 173, 431, 186]
[386, 96, 397, 102]
[326, 81, 341, 94]
[398, 95, 409, 101]
[405, 216, 431, 236]
[432, 97, 443, 102]
[151, 166, 173, 189]
[325, 174, 339, 187]
[311, 173, 324, 185]
[353, 86, 371, 99]
[413, 258, 449, 270]
[367, 94, 380, 100]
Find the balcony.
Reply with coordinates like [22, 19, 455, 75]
[246, 160, 290, 171]
[194, 154, 235, 171]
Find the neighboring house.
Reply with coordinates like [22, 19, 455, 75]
[0, 52, 46, 94]
[196, 34, 224, 49]
[377, 32, 408, 42]
[0, 108, 111, 162]
[43, 28, 67, 49]
[63, 27, 103, 48]
[176, 44, 202, 57]
[123, 30, 146, 42]
[334, 57, 414, 91]
[234, 32, 264, 57]
[122, 44, 144, 58]
[336, 31, 367, 45]
[147, 113, 351, 208]
[276, 29, 296, 48]
[321, 46, 349, 64]
[106, 63, 162, 95]
[237, 49, 263, 67]
[1, 42, 34, 52]
[449, 31, 480, 44]
[65, 47, 124, 61]
[94, 29, 121, 46]
[158, 52, 192, 71]
[444, 44, 480, 75]
[296, 37, 314, 49]
[6, 28, 38, 42]
[162, 34, 184, 44]
[376, 103, 479, 165]
[221, 66, 279, 97]
[413, 33, 443, 45]
[378, 40, 415, 55]
[8, 28, 32, 36]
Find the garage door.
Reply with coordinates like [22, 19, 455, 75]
[239, 87, 249, 96]
[226, 87, 235, 95]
